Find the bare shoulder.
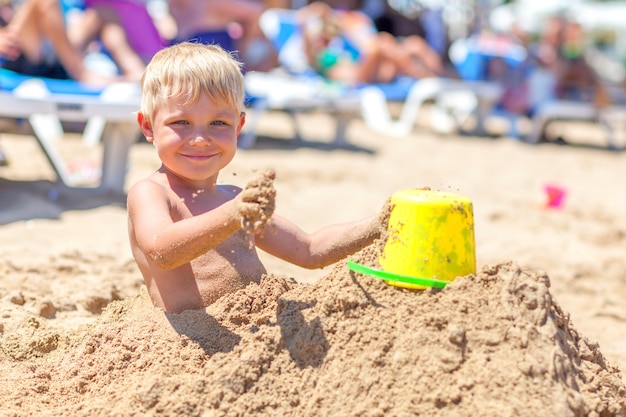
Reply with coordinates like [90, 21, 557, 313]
[127, 174, 173, 212]
[128, 175, 167, 198]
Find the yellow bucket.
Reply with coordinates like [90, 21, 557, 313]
[379, 189, 476, 289]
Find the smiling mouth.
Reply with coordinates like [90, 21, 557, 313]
[183, 154, 216, 161]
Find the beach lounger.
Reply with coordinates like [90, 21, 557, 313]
[240, 8, 503, 148]
[0, 68, 141, 194]
[525, 100, 626, 149]
[241, 70, 361, 148]
[358, 77, 502, 137]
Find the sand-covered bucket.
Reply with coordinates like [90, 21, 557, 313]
[349, 189, 476, 289]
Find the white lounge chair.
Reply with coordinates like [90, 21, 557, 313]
[358, 77, 502, 137]
[0, 68, 141, 194]
[241, 70, 361, 148]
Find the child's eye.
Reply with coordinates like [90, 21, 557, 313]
[211, 120, 228, 126]
[173, 120, 189, 125]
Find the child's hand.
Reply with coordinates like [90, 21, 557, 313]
[378, 197, 392, 234]
[379, 187, 429, 235]
[238, 170, 276, 234]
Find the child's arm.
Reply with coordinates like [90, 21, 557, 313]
[128, 181, 242, 270]
[255, 211, 383, 270]
[128, 172, 275, 270]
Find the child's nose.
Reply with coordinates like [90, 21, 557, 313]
[190, 129, 210, 144]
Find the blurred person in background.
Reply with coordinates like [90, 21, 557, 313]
[526, 14, 610, 111]
[555, 20, 608, 105]
[79, 0, 167, 79]
[0, 0, 147, 82]
[300, 1, 447, 86]
[166, 0, 278, 71]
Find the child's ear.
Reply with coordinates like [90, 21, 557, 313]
[137, 112, 154, 142]
[236, 111, 246, 137]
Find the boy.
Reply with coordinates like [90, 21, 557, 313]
[128, 42, 383, 313]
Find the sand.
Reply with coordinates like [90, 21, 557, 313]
[0, 111, 625, 416]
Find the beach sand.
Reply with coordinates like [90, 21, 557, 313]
[1, 111, 625, 416]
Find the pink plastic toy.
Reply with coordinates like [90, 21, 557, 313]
[544, 183, 567, 209]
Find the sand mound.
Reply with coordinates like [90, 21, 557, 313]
[1, 242, 625, 417]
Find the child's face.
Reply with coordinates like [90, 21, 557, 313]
[139, 91, 245, 185]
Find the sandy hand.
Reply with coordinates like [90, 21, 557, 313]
[238, 170, 276, 234]
[378, 198, 392, 234]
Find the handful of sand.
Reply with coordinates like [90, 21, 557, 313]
[238, 170, 276, 234]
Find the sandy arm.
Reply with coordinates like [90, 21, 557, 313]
[127, 181, 242, 270]
[127, 172, 275, 270]
[255, 212, 382, 270]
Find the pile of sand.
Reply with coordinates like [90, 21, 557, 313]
[1, 240, 624, 417]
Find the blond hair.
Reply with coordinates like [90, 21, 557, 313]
[140, 42, 245, 124]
